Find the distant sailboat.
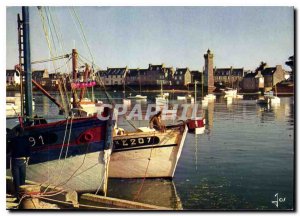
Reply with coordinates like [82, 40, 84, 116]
[187, 81, 205, 134]
[127, 69, 147, 100]
[122, 76, 131, 106]
[270, 84, 280, 105]
[155, 81, 176, 119]
[155, 81, 168, 106]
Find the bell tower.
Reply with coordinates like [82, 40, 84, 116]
[204, 49, 215, 94]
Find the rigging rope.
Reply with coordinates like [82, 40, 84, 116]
[37, 7, 58, 73]
[70, 8, 94, 64]
[31, 54, 70, 65]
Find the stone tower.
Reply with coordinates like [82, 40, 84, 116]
[204, 49, 215, 93]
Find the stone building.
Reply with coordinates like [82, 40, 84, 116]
[241, 72, 260, 93]
[191, 70, 203, 84]
[31, 69, 49, 86]
[173, 68, 191, 85]
[99, 67, 128, 86]
[126, 64, 174, 86]
[214, 67, 244, 88]
[6, 69, 20, 85]
[261, 65, 285, 91]
[126, 68, 140, 86]
[203, 49, 215, 93]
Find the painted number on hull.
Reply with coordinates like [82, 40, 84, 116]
[28, 133, 58, 147]
[113, 136, 160, 149]
[29, 136, 44, 147]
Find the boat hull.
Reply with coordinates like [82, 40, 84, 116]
[109, 125, 187, 178]
[7, 151, 106, 193]
[187, 118, 205, 130]
[6, 116, 109, 193]
[224, 89, 237, 96]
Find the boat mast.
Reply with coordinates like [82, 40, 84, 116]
[194, 81, 197, 120]
[72, 48, 78, 108]
[22, 6, 33, 120]
[138, 69, 141, 95]
[123, 71, 126, 99]
[201, 72, 204, 98]
[17, 14, 24, 117]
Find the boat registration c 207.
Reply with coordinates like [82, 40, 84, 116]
[113, 136, 160, 150]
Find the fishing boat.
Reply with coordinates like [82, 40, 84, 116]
[203, 94, 216, 100]
[264, 90, 274, 97]
[187, 117, 205, 134]
[258, 85, 280, 106]
[109, 123, 188, 178]
[122, 78, 131, 106]
[6, 7, 114, 194]
[155, 81, 168, 106]
[269, 84, 280, 105]
[256, 96, 270, 105]
[128, 94, 147, 100]
[177, 96, 186, 100]
[6, 96, 35, 116]
[127, 70, 147, 100]
[224, 88, 237, 96]
[270, 96, 280, 104]
[186, 82, 205, 134]
[176, 95, 194, 103]
[155, 82, 177, 119]
[6, 103, 19, 116]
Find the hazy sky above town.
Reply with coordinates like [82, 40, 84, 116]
[6, 6, 294, 72]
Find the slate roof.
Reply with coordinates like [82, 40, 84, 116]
[127, 69, 139, 77]
[214, 68, 231, 76]
[244, 72, 257, 78]
[214, 68, 244, 76]
[231, 68, 244, 76]
[6, 69, 16, 76]
[106, 67, 127, 76]
[190, 70, 201, 75]
[148, 64, 164, 71]
[261, 67, 276, 76]
[97, 70, 107, 77]
[174, 68, 189, 75]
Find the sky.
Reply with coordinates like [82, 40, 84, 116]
[6, 6, 294, 72]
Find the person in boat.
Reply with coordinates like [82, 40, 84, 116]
[10, 127, 30, 199]
[149, 111, 166, 132]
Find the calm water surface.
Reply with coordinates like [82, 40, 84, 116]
[6, 91, 294, 210]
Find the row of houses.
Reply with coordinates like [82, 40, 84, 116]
[6, 69, 59, 87]
[241, 65, 286, 92]
[6, 63, 288, 92]
[96, 63, 287, 91]
[97, 64, 193, 87]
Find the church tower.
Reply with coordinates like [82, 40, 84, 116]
[204, 49, 215, 93]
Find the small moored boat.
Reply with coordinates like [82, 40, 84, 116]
[109, 123, 188, 178]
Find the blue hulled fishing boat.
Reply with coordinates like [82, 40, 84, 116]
[6, 7, 114, 194]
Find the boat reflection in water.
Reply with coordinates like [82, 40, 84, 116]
[107, 178, 182, 209]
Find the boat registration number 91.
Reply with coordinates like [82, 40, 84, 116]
[113, 136, 160, 149]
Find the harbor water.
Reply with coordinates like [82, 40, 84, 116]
[6, 91, 294, 210]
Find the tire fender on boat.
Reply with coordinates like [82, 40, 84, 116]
[83, 132, 93, 142]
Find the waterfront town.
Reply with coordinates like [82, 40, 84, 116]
[6, 49, 294, 94]
[6, 6, 294, 211]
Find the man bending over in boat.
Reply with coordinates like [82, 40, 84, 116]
[149, 111, 166, 132]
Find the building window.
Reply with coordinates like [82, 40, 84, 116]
[179, 77, 182, 80]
